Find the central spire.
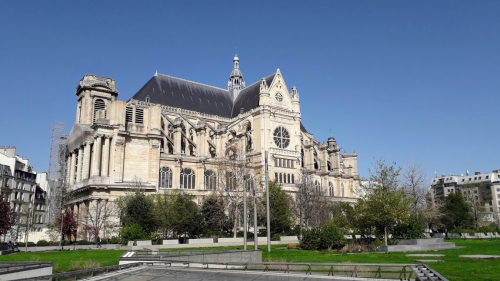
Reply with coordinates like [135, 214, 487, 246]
[228, 54, 245, 91]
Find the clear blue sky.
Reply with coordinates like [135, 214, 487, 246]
[1, 1, 499, 181]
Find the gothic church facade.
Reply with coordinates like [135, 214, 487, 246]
[64, 55, 359, 216]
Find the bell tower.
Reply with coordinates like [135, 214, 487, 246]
[228, 54, 245, 100]
[75, 75, 119, 125]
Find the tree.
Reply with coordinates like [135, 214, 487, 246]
[120, 192, 156, 235]
[215, 143, 260, 238]
[440, 192, 474, 230]
[401, 163, 428, 221]
[0, 199, 16, 241]
[461, 183, 490, 230]
[263, 181, 293, 236]
[200, 193, 232, 236]
[169, 193, 203, 238]
[359, 159, 410, 245]
[56, 209, 78, 241]
[83, 199, 118, 240]
[294, 174, 330, 229]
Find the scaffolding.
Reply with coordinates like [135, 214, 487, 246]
[46, 121, 67, 224]
[48, 121, 67, 181]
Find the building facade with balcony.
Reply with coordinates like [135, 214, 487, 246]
[429, 170, 500, 222]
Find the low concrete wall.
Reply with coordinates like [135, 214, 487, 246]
[163, 239, 179, 245]
[135, 240, 152, 246]
[218, 238, 244, 243]
[21, 244, 121, 252]
[0, 263, 52, 280]
[189, 238, 214, 244]
[279, 236, 298, 243]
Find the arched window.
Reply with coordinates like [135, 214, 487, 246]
[275, 172, 278, 182]
[327, 161, 332, 171]
[287, 174, 291, 183]
[93, 99, 106, 122]
[329, 182, 334, 197]
[181, 127, 186, 154]
[291, 174, 295, 184]
[159, 167, 172, 189]
[204, 170, 216, 190]
[227, 172, 237, 191]
[314, 159, 319, 170]
[301, 149, 305, 168]
[315, 180, 321, 193]
[180, 168, 195, 189]
[279, 173, 283, 183]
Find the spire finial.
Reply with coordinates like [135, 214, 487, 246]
[155, 70, 158, 76]
[329, 128, 332, 138]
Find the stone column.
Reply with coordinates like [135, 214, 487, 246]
[82, 141, 92, 180]
[101, 136, 111, 177]
[65, 155, 71, 184]
[92, 134, 102, 176]
[173, 119, 187, 155]
[196, 127, 206, 157]
[76, 146, 83, 183]
[69, 152, 76, 185]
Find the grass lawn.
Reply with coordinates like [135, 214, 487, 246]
[0, 240, 499, 280]
[261, 239, 500, 281]
[0, 249, 127, 273]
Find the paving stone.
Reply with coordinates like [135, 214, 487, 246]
[460, 255, 500, 259]
[406, 254, 445, 257]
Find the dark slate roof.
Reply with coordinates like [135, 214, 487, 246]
[232, 74, 275, 117]
[300, 122, 308, 133]
[131, 73, 275, 118]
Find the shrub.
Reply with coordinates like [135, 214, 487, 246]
[18, 242, 36, 247]
[109, 236, 121, 244]
[300, 224, 346, 251]
[120, 223, 148, 244]
[76, 239, 91, 245]
[271, 233, 282, 241]
[37, 240, 49, 246]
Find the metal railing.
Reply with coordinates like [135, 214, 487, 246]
[0, 262, 53, 274]
[15, 262, 145, 281]
[13, 260, 448, 281]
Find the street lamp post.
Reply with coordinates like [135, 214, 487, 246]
[58, 209, 64, 251]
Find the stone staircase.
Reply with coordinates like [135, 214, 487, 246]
[379, 238, 457, 253]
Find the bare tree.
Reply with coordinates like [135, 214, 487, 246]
[294, 173, 330, 229]
[83, 199, 118, 240]
[401, 163, 428, 220]
[213, 131, 261, 238]
[461, 183, 490, 230]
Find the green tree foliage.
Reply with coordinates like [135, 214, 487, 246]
[121, 192, 156, 235]
[0, 199, 16, 240]
[440, 192, 474, 230]
[263, 181, 293, 236]
[300, 223, 346, 251]
[169, 193, 203, 238]
[120, 223, 148, 242]
[358, 159, 410, 245]
[330, 202, 356, 234]
[200, 193, 232, 236]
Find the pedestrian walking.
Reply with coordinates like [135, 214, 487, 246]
[97, 236, 101, 248]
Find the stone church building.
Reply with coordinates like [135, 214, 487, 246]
[64, 55, 359, 232]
